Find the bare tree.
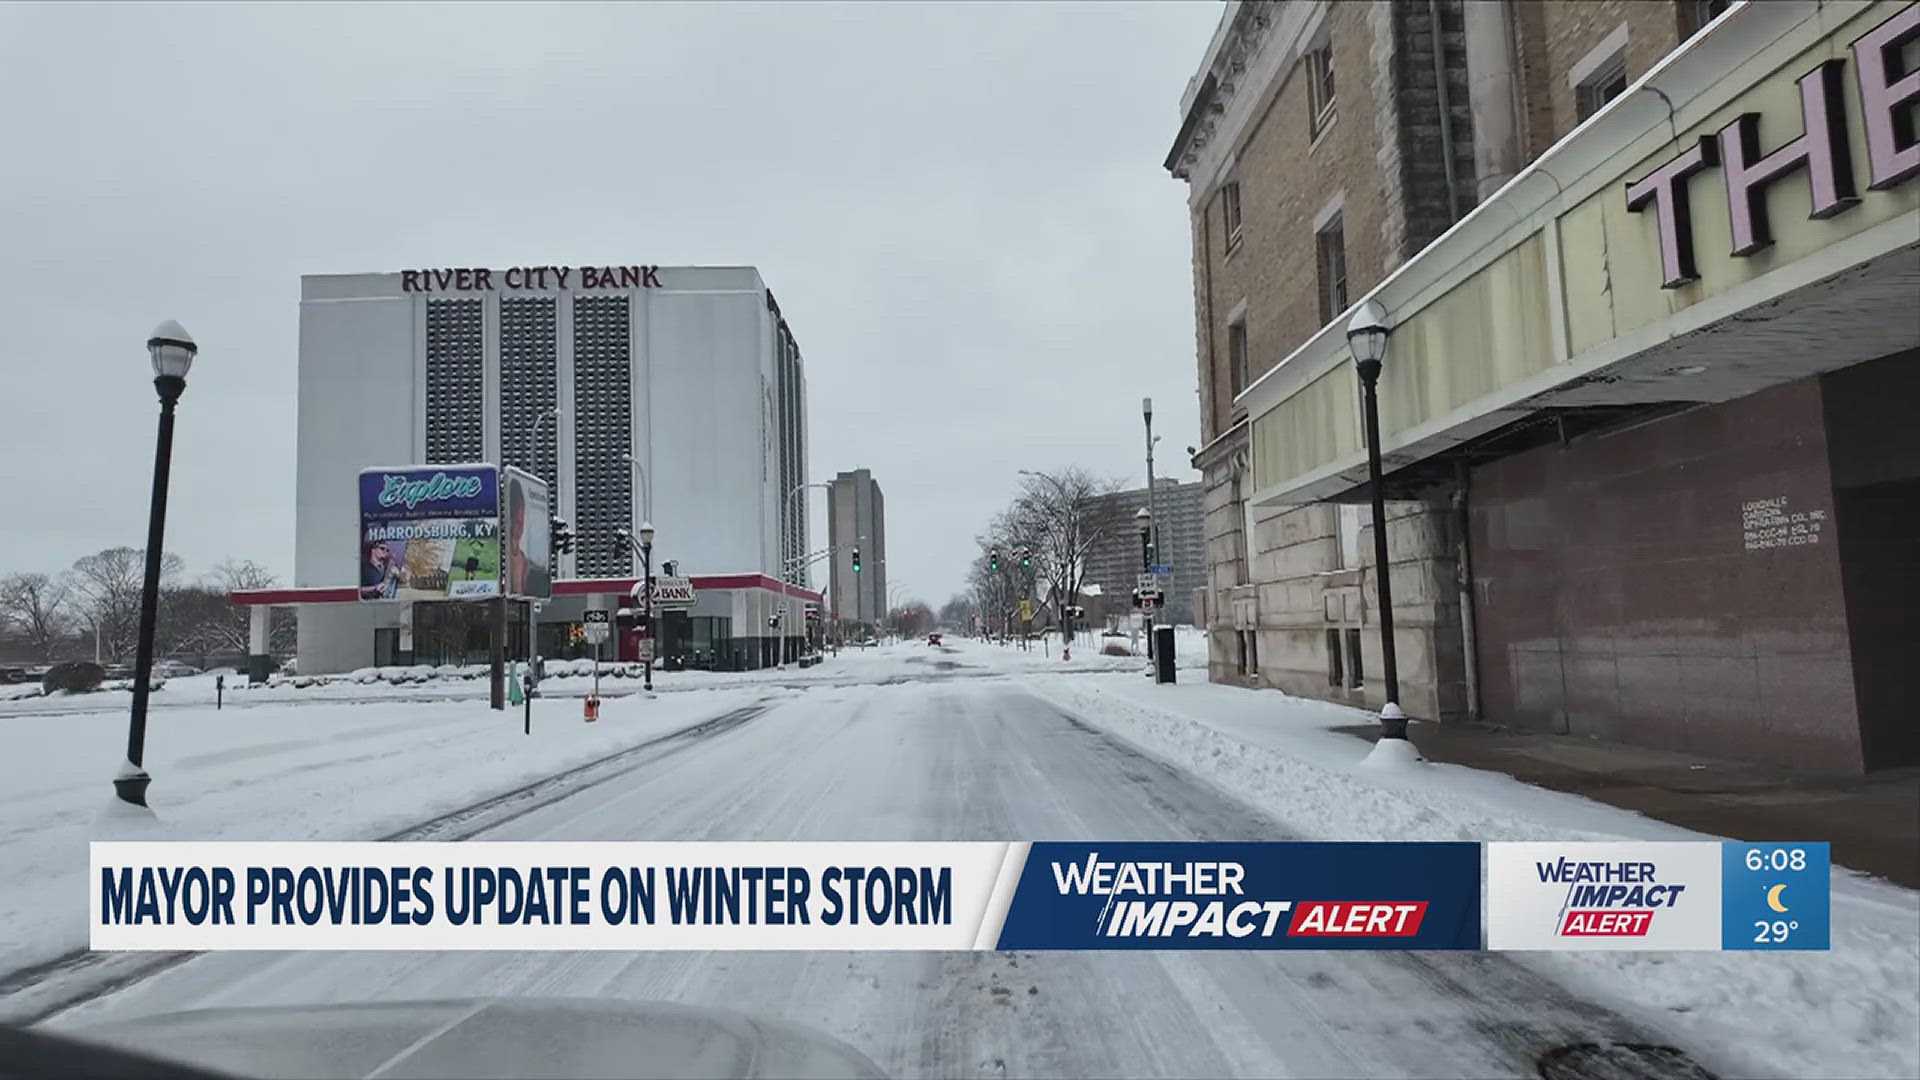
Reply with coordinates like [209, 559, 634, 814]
[0, 573, 72, 659]
[966, 519, 1029, 639]
[68, 547, 185, 663]
[889, 601, 934, 639]
[938, 593, 978, 631]
[1004, 467, 1127, 635]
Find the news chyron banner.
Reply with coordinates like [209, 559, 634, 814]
[91, 841, 1825, 952]
[1486, 842, 1830, 951]
[91, 841, 1481, 952]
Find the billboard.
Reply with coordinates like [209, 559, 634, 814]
[357, 465, 503, 602]
[500, 465, 552, 600]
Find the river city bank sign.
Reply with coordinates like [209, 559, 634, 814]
[401, 265, 664, 292]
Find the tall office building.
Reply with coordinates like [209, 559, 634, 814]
[1081, 478, 1204, 625]
[243, 264, 817, 674]
[827, 469, 886, 627]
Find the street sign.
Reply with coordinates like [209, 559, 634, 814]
[636, 638, 654, 663]
[582, 609, 610, 644]
[777, 600, 788, 615]
[1017, 598, 1035, 623]
[652, 576, 696, 609]
[1142, 596, 1158, 612]
[1137, 572, 1159, 592]
[1150, 563, 1173, 575]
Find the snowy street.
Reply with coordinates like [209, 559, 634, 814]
[3, 639, 1916, 1078]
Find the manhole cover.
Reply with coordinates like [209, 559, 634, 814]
[1538, 1043, 1716, 1080]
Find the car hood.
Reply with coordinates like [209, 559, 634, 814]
[42, 998, 886, 1079]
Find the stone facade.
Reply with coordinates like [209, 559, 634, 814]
[1168, 0, 1710, 722]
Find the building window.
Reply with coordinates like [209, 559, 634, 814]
[1336, 503, 1365, 570]
[424, 299, 484, 465]
[1245, 630, 1259, 676]
[572, 295, 633, 578]
[1344, 628, 1364, 690]
[1228, 319, 1249, 397]
[1307, 41, 1336, 138]
[1316, 215, 1348, 325]
[1572, 27, 1631, 123]
[1222, 181, 1244, 250]
[1682, 0, 1731, 39]
[1326, 628, 1343, 687]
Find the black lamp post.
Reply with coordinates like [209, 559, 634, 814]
[639, 520, 655, 693]
[1346, 300, 1406, 741]
[117, 320, 197, 807]
[1135, 506, 1154, 661]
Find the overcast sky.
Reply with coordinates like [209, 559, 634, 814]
[0, 1, 1215, 607]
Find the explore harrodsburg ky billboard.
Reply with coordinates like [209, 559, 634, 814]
[357, 464, 549, 604]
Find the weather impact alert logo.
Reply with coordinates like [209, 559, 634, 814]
[1049, 853, 1426, 940]
[1537, 857, 1686, 938]
[993, 842, 1479, 951]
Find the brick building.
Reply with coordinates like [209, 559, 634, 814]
[1165, 0, 1918, 771]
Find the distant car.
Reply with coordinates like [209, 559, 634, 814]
[926, 633, 943, 646]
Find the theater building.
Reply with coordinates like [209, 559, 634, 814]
[1169, 0, 1918, 771]
[236, 264, 820, 674]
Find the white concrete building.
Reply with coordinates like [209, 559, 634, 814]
[238, 264, 819, 675]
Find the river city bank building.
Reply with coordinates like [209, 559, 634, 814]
[1168, 0, 1918, 771]
[236, 265, 820, 674]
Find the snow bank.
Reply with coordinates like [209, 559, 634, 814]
[0, 686, 764, 980]
[1023, 672, 1920, 1080]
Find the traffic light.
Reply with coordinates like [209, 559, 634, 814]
[990, 547, 1000, 571]
[550, 517, 574, 555]
[851, 546, 862, 574]
[768, 614, 780, 629]
[1019, 548, 1031, 571]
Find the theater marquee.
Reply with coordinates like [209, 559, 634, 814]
[1626, 3, 1919, 288]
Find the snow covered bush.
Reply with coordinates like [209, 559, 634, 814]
[41, 661, 104, 695]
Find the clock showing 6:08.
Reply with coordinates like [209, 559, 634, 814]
[1721, 842, 1829, 951]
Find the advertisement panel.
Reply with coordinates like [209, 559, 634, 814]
[357, 465, 501, 602]
[500, 466, 552, 600]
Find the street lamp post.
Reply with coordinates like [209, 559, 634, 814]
[638, 521, 655, 693]
[629, 518, 660, 687]
[527, 406, 562, 695]
[1142, 397, 1173, 670]
[620, 452, 652, 552]
[888, 582, 909, 639]
[1135, 506, 1154, 663]
[117, 321, 197, 808]
[781, 482, 831, 668]
[1346, 300, 1406, 741]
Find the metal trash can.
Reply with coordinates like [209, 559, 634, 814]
[1154, 625, 1176, 684]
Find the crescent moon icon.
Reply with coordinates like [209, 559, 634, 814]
[1766, 883, 1790, 914]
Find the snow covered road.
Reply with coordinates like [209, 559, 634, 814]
[37, 675, 1685, 1079]
[5, 639, 1912, 1078]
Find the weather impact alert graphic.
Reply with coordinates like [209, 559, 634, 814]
[1485, 842, 1830, 951]
[90, 840, 1824, 952]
